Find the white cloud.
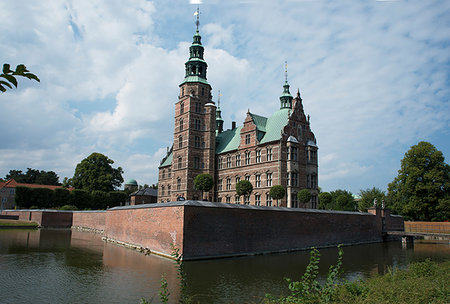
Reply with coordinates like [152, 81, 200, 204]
[0, 0, 448, 194]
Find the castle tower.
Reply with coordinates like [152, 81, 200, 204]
[171, 11, 216, 200]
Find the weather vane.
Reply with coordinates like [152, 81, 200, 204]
[194, 7, 200, 30]
[285, 61, 288, 82]
[218, 90, 222, 108]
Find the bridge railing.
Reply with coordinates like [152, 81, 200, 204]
[405, 221, 450, 234]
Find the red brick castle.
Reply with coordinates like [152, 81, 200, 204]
[158, 20, 318, 208]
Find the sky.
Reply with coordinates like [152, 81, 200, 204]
[1, 0, 449, 194]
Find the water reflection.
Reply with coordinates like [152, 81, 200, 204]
[0, 229, 448, 304]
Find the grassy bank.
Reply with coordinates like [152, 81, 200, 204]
[0, 219, 39, 228]
[264, 251, 449, 304]
[330, 259, 449, 304]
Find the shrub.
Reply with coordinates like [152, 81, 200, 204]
[15, 186, 31, 208]
[109, 191, 128, 208]
[70, 189, 92, 210]
[54, 188, 70, 207]
[31, 188, 54, 208]
[59, 205, 78, 211]
[91, 190, 109, 209]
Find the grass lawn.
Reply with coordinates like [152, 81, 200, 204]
[0, 219, 39, 228]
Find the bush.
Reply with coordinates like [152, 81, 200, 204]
[109, 191, 128, 208]
[70, 189, 92, 210]
[91, 190, 109, 209]
[59, 205, 78, 211]
[15, 186, 32, 208]
[54, 188, 70, 207]
[31, 188, 54, 208]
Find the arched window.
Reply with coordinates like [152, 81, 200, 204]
[178, 135, 183, 148]
[178, 157, 182, 169]
[179, 118, 183, 131]
[177, 178, 181, 190]
[161, 186, 165, 196]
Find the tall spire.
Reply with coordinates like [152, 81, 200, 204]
[180, 7, 209, 86]
[280, 61, 293, 109]
[216, 90, 224, 133]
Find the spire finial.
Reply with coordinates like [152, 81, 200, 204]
[218, 90, 222, 108]
[194, 6, 200, 31]
[285, 61, 288, 83]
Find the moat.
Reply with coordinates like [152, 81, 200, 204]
[1, 229, 449, 304]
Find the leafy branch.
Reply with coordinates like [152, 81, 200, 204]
[0, 63, 40, 92]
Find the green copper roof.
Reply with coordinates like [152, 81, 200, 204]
[249, 113, 267, 132]
[159, 151, 173, 168]
[260, 108, 290, 143]
[216, 126, 243, 154]
[180, 76, 210, 86]
[125, 179, 138, 185]
[215, 108, 290, 154]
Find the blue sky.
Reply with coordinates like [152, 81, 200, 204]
[1, 0, 449, 194]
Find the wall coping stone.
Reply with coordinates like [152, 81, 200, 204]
[108, 200, 374, 216]
[3, 209, 73, 213]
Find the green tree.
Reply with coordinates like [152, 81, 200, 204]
[358, 187, 386, 212]
[236, 180, 253, 203]
[5, 168, 60, 185]
[318, 192, 332, 210]
[0, 63, 40, 93]
[387, 141, 450, 221]
[269, 185, 285, 207]
[193, 174, 214, 200]
[297, 189, 312, 207]
[329, 189, 356, 211]
[71, 152, 124, 192]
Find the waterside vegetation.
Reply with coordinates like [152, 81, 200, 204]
[139, 246, 449, 304]
[0, 219, 38, 228]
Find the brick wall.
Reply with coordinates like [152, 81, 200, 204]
[405, 221, 450, 234]
[182, 202, 383, 259]
[3, 203, 402, 260]
[103, 201, 385, 260]
[104, 204, 185, 258]
[2, 210, 72, 227]
[72, 211, 106, 231]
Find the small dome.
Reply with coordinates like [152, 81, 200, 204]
[125, 179, 138, 186]
[287, 136, 299, 143]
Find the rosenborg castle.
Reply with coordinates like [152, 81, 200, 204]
[157, 24, 319, 208]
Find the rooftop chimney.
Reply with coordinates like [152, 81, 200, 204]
[232, 121, 236, 129]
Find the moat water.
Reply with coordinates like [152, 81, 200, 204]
[0, 229, 449, 304]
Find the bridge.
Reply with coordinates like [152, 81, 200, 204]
[386, 231, 450, 238]
[385, 220, 450, 246]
